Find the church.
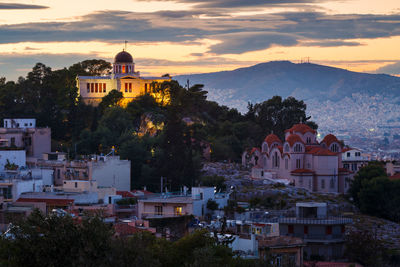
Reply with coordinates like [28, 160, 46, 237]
[76, 50, 171, 105]
[242, 123, 354, 194]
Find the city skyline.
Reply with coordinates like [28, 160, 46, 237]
[1, 0, 400, 80]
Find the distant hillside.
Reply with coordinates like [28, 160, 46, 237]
[175, 61, 400, 111]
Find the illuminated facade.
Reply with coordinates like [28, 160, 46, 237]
[76, 50, 171, 106]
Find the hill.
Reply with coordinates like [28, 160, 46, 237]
[175, 61, 400, 112]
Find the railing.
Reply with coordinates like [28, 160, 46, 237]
[289, 233, 345, 241]
[279, 217, 352, 225]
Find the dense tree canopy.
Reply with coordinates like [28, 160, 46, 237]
[0, 211, 269, 267]
[0, 61, 317, 190]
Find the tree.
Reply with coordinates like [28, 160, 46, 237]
[345, 230, 387, 266]
[69, 59, 112, 76]
[200, 175, 226, 192]
[99, 89, 123, 112]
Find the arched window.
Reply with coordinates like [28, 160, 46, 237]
[262, 143, 268, 152]
[331, 143, 339, 152]
[284, 144, 290, 152]
[263, 156, 267, 168]
[294, 144, 303, 152]
[306, 137, 311, 144]
[273, 152, 280, 168]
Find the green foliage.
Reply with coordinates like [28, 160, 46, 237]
[345, 230, 388, 266]
[200, 175, 226, 192]
[0, 212, 270, 267]
[99, 89, 123, 111]
[207, 199, 219, 211]
[349, 162, 400, 222]
[116, 198, 137, 205]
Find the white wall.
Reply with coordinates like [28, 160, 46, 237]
[92, 156, 131, 191]
[13, 179, 43, 201]
[0, 150, 26, 170]
[3, 118, 36, 128]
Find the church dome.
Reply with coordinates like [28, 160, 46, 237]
[114, 51, 133, 63]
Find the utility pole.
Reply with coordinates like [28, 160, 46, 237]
[160, 176, 163, 194]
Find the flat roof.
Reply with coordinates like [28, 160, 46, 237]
[139, 196, 192, 204]
[296, 202, 327, 208]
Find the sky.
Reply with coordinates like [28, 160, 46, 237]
[0, 0, 400, 81]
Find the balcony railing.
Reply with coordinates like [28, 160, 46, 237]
[279, 217, 352, 225]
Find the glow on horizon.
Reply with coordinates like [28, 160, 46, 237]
[1, 0, 400, 80]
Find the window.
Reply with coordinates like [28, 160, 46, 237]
[352, 163, 357, 171]
[273, 152, 279, 168]
[261, 171, 264, 177]
[125, 83, 128, 92]
[91, 83, 94, 93]
[299, 176, 303, 185]
[263, 157, 267, 167]
[355, 152, 361, 157]
[87, 83, 90, 93]
[129, 83, 132, 93]
[284, 144, 289, 152]
[99, 83, 102, 92]
[341, 225, 345, 233]
[296, 159, 301, 169]
[263, 143, 268, 152]
[200, 192, 203, 200]
[10, 137, 15, 146]
[304, 226, 308, 234]
[306, 137, 311, 144]
[95, 83, 98, 93]
[288, 225, 294, 234]
[294, 144, 303, 152]
[321, 179, 325, 189]
[75, 182, 78, 188]
[145, 83, 148, 93]
[155, 205, 163, 216]
[57, 169, 60, 179]
[326, 226, 332, 235]
[347, 152, 350, 157]
[174, 206, 183, 216]
[285, 158, 288, 169]
[122, 65, 126, 73]
[331, 143, 339, 152]
[103, 83, 106, 93]
[330, 178, 335, 188]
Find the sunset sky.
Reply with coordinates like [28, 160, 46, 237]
[1, 0, 400, 81]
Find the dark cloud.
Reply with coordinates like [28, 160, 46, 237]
[0, 53, 104, 81]
[0, 3, 48, 9]
[301, 40, 362, 47]
[135, 57, 256, 66]
[375, 62, 400, 75]
[208, 32, 299, 54]
[137, 0, 332, 8]
[0, 9, 400, 56]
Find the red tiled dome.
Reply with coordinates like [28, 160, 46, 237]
[321, 134, 339, 147]
[285, 124, 316, 135]
[286, 134, 304, 146]
[264, 134, 282, 145]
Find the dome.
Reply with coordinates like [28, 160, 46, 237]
[264, 134, 282, 146]
[286, 134, 304, 146]
[321, 134, 339, 147]
[114, 50, 133, 63]
[285, 123, 316, 135]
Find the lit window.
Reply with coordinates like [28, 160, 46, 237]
[91, 83, 94, 93]
[95, 83, 98, 93]
[122, 65, 125, 73]
[129, 83, 132, 93]
[174, 206, 183, 216]
[125, 83, 128, 92]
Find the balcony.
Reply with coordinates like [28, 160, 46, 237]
[279, 217, 352, 225]
[288, 233, 345, 242]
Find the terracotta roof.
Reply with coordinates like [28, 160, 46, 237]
[116, 191, 136, 198]
[338, 168, 352, 173]
[114, 223, 148, 236]
[17, 198, 74, 206]
[258, 236, 304, 248]
[341, 147, 352, 153]
[390, 173, 400, 181]
[285, 124, 316, 135]
[277, 145, 283, 154]
[291, 169, 315, 174]
[264, 134, 282, 146]
[250, 147, 260, 155]
[286, 134, 304, 146]
[321, 134, 340, 147]
[306, 147, 337, 156]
